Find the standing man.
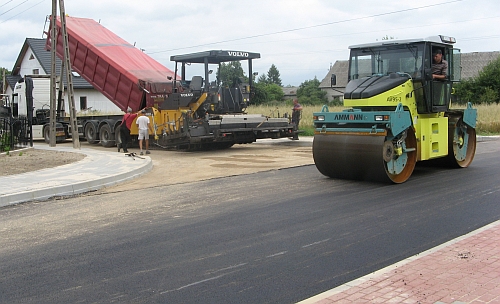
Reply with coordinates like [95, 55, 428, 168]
[291, 98, 303, 140]
[118, 107, 138, 153]
[136, 109, 153, 155]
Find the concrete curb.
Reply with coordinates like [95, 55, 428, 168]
[0, 145, 152, 207]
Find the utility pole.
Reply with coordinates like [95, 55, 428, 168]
[49, 0, 80, 148]
[49, 0, 57, 147]
[59, 0, 80, 149]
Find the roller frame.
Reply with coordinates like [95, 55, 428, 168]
[314, 103, 411, 138]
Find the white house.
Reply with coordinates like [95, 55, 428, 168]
[5, 38, 120, 115]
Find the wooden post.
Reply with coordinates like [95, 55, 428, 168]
[49, 0, 57, 147]
[59, 0, 80, 149]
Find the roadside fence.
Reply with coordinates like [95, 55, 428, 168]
[0, 116, 31, 152]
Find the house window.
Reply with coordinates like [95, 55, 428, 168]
[32, 69, 39, 75]
[80, 96, 87, 110]
[29, 54, 35, 60]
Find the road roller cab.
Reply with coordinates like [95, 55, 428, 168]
[313, 35, 477, 183]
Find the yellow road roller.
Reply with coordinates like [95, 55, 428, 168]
[313, 35, 477, 183]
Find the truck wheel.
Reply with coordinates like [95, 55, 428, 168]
[43, 126, 50, 143]
[85, 122, 99, 144]
[115, 125, 122, 147]
[99, 124, 115, 147]
[43, 126, 65, 143]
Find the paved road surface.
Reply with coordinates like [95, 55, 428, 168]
[0, 140, 499, 303]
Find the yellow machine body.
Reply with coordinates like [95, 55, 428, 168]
[313, 35, 477, 183]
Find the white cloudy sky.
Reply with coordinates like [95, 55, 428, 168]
[1, 0, 499, 86]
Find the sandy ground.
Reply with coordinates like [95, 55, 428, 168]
[0, 148, 85, 177]
[103, 143, 314, 192]
[0, 140, 315, 190]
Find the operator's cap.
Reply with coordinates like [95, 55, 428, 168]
[127, 107, 132, 112]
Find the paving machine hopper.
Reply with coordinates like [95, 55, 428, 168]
[313, 35, 477, 183]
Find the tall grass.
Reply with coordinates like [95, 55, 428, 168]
[74, 103, 499, 135]
[246, 103, 500, 135]
[474, 104, 500, 134]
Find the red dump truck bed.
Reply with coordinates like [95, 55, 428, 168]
[46, 16, 176, 112]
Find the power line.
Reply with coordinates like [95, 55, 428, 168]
[0, 0, 28, 17]
[251, 15, 500, 51]
[148, 0, 463, 54]
[0, 0, 46, 24]
[0, 0, 15, 9]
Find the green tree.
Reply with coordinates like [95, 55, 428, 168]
[1, 67, 11, 93]
[252, 82, 268, 105]
[267, 64, 282, 86]
[264, 83, 284, 102]
[257, 74, 268, 84]
[251, 82, 284, 105]
[455, 57, 500, 104]
[297, 77, 328, 105]
[217, 61, 246, 87]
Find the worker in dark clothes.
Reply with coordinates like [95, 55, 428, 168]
[118, 107, 138, 153]
[291, 98, 303, 140]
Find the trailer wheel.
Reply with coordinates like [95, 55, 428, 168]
[84, 122, 99, 144]
[43, 125, 66, 143]
[99, 124, 115, 147]
[115, 125, 122, 147]
[43, 126, 50, 143]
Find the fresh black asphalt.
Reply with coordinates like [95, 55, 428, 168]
[0, 140, 499, 303]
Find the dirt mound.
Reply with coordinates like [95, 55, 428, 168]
[0, 149, 85, 177]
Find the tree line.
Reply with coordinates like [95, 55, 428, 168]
[454, 57, 500, 105]
[217, 61, 328, 106]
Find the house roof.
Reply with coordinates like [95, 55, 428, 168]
[5, 74, 22, 91]
[282, 86, 298, 96]
[460, 51, 500, 79]
[9, 38, 93, 90]
[319, 51, 500, 88]
[319, 60, 348, 89]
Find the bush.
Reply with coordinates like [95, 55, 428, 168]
[265, 83, 284, 102]
[455, 57, 500, 104]
[251, 83, 284, 105]
[297, 77, 328, 105]
[478, 87, 499, 104]
[252, 82, 268, 105]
